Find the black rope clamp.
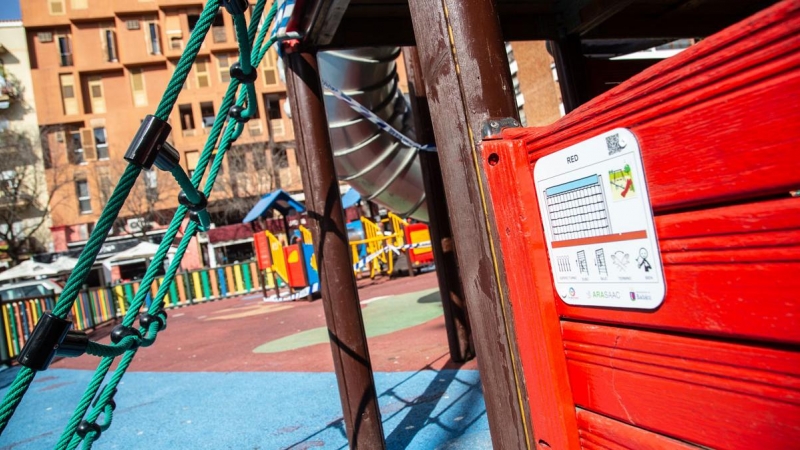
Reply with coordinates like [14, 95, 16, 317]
[178, 190, 208, 212]
[220, 0, 248, 15]
[76, 420, 102, 439]
[17, 313, 88, 371]
[228, 105, 250, 124]
[230, 62, 257, 84]
[124, 115, 176, 170]
[139, 309, 168, 332]
[93, 386, 118, 411]
[110, 324, 142, 349]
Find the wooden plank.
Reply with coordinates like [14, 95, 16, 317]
[407, 0, 533, 447]
[482, 139, 581, 450]
[576, 409, 700, 450]
[403, 46, 474, 363]
[563, 322, 800, 449]
[283, 48, 385, 449]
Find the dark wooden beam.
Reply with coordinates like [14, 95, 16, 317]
[301, 0, 352, 46]
[552, 34, 593, 113]
[283, 48, 386, 450]
[570, 0, 636, 35]
[407, 0, 533, 447]
[402, 46, 474, 364]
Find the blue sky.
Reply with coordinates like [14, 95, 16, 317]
[0, 1, 21, 20]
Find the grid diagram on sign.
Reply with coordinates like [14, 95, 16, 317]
[545, 175, 611, 242]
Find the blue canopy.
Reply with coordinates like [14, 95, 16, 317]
[242, 189, 306, 223]
[341, 188, 361, 209]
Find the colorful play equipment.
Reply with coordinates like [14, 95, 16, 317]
[253, 228, 320, 300]
[347, 212, 433, 278]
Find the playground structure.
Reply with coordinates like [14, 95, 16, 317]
[1, 0, 799, 449]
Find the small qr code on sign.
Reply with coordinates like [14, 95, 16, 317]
[606, 134, 623, 155]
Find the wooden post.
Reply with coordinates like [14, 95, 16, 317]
[407, 0, 533, 447]
[283, 48, 386, 450]
[402, 47, 474, 363]
[551, 35, 591, 113]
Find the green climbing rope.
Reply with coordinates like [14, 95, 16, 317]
[0, 0, 281, 447]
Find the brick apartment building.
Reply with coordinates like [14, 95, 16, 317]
[20, 0, 301, 257]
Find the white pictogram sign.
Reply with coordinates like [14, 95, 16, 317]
[533, 128, 666, 309]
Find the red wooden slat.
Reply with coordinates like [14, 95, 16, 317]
[505, 1, 800, 212]
[557, 197, 800, 344]
[482, 139, 581, 449]
[576, 409, 700, 450]
[563, 322, 800, 449]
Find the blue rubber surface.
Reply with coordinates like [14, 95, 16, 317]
[0, 367, 490, 449]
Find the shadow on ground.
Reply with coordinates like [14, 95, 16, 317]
[282, 355, 489, 450]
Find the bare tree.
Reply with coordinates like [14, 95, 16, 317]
[97, 159, 179, 241]
[0, 128, 69, 264]
[211, 140, 290, 222]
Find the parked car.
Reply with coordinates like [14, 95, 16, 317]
[0, 279, 62, 302]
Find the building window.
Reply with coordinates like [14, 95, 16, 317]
[200, 102, 215, 129]
[97, 166, 112, 207]
[195, 58, 210, 88]
[185, 150, 199, 177]
[71, 0, 88, 9]
[87, 76, 106, 114]
[103, 28, 118, 62]
[130, 68, 147, 106]
[265, 94, 285, 138]
[188, 14, 200, 32]
[179, 104, 195, 136]
[60, 74, 78, 115]
[76, 180, 92, 214]
[80, 128, 97, 160]
[261, 48, 278, 86]
[272, 147, 289, 169]
[57, 34, 73, 67]
[126, 20, 140, 30]
[38, 32, 53, 43]
[144, 170, 158, 202]
[217, 54, 231, 83]
[146, 22, 161, 55]
[212, 12, 226, 43]
[69, 131, 84, 164]
[94, 127, 108, 159]
[165, 15, 182, 50]
[49, 0, 65, 15]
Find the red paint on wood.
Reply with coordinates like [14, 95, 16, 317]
[482, 139, 580, 450]
[564, 322, 800, 448]
[576, 409, 699, 450]
[481, 1, 800, 448]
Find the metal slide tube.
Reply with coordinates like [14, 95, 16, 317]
[318, 47, 429, 221]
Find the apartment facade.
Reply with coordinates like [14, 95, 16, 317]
[21, 0, 301, 254]
[0, 21, 52, 265]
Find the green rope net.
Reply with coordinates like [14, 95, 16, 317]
[0, 1, 280, 448]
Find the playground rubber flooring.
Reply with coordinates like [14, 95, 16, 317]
[0, 272, 491, 449]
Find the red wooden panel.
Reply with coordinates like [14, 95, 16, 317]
[557, 197, 800, 344]
[576, 409, 699, 450]
[504, 1, 800, 213]
[563, 322, 800, 449]
[482, 139, 581, 450]
[283, 244, 308, 288]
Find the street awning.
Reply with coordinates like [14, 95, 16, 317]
[242, 189, 306, 223]
[0, 260, 59, 281]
